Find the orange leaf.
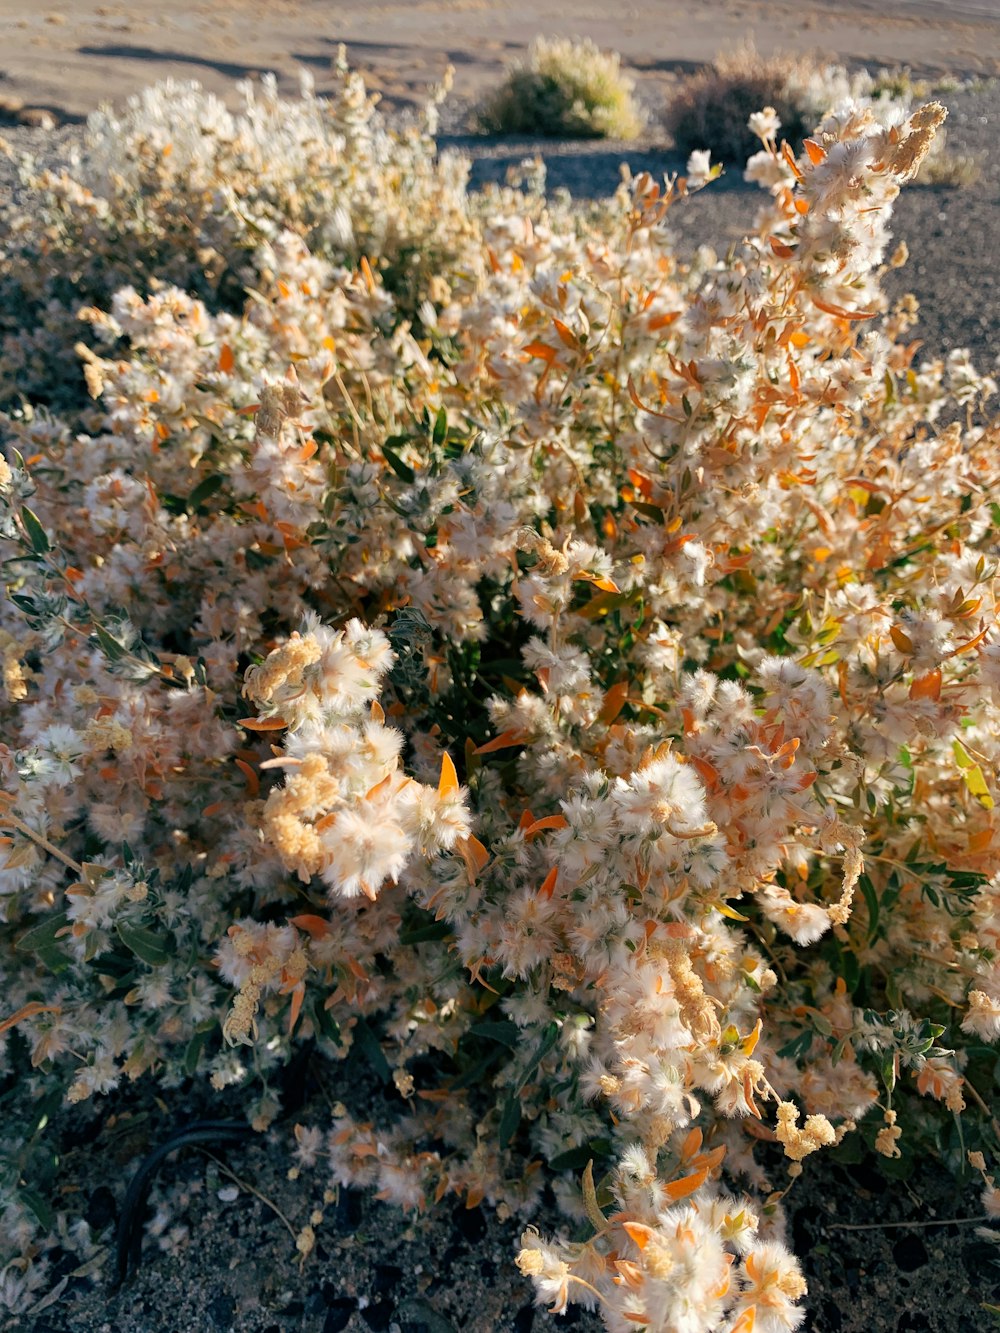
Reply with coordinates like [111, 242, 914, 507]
[680, 1126, 703, 1163]
[598, 681, 630, 725]
[289, 914, 332, 939]
[811, 295, 878, 321]
[456, 834, 489, 879]
[626, 373, 678, 421]
[287, 982, 305, 1036]
[909, 668, 942, 701]
[237, 716, 288, 731]
[770, 237, 796, 259]
[890, 626, 914, 654]
[574, 571, 620, 593]
[475, 729, 528, 755]
[538, 866, 559, 899]
[524, 814, 569, 840]
[647, 310, 681, 331]
[217, 343, 234, 373]
[969, 827, 994, 853]
[0, 1001, 60, 1035]
[439, 751, 460, 798]
[741, 1019, 762, 1055]
[370, 699, 385, 724]
[552, 318, 578, 349]
[663, 1165, 709, 1201]
[622, 1222, 655, 1252]
[953, 625, 991, 655]
[803, 138, 826, 165]
[364, 772, 394, 801]
[781, 140, 804, 179]
[234, 758, 260, 797]
[203, 800, 226, 818]
[729, 1308, 756, 1333]
[522, 340, 558, 363]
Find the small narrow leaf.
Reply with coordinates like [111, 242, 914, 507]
[20, 507, 50, 554]
[498, 1093, 520, 1148]
[354, 1017, 391, 1083]
[439, 752, 460, 798]
[581, 1159, 607, 1232]
[381, 445, 415, 484]
[432, 406, 448, 446]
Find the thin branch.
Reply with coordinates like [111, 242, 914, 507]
[199, 1149, 298, 1244]
[828, 1215, 989, 1232]
[0, 805, 82, 874]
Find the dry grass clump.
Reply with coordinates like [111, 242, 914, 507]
[476, 35, 645, 139]
[665, 43, 869, 162]
[914, 130, 983, 187]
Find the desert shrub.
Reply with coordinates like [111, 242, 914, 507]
[476, 35, 645, 139]
[1, 69, 1000, 1332]
[665, 43, 873, 162]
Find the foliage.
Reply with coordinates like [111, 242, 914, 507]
[0, 63, 999, 1333]
[664, 43, 874, 163]
[476, 35, 645, 139]
[0, 49, 468, 414]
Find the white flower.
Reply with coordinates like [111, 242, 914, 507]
[320, 806, 412, 900]
[748, 106, 782, 142]
[685, 149, 715, 190]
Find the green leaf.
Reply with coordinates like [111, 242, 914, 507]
[92, 623, 127, 662]
[432, 406, 448, 447]
[184, 1026, 212, 1076]
[468, 1020, 520, 1049]
[188, 474, 225, 509]
[631, 501, 665, 523]
[19, 1186, 54, 1231]
[381, 445, 415, 484]
[858, 874, 880, 944]
[398, 920, 453, 946]
[777, 1030, 814, 1061]
[20, 507, 50, 554]
[115, 920, 174, 968]
[354, 1017, 391, 1083]
[549, 1145, 596, 1172]
[15, 912, 71, 973]
[514, 1022, 560, 1094]
[498, 1093, 520, 1148]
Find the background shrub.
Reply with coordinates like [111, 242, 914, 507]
[664, 43, 870, 162]
[475, 35, 645, 139]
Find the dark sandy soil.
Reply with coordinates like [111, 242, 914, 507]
[3, 6, 1000, 1332]
[13, 1058, 1000, 1333]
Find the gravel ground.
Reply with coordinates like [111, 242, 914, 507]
[13, 1060, 1000, 1333]
[4, 61, 1000, 1333]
